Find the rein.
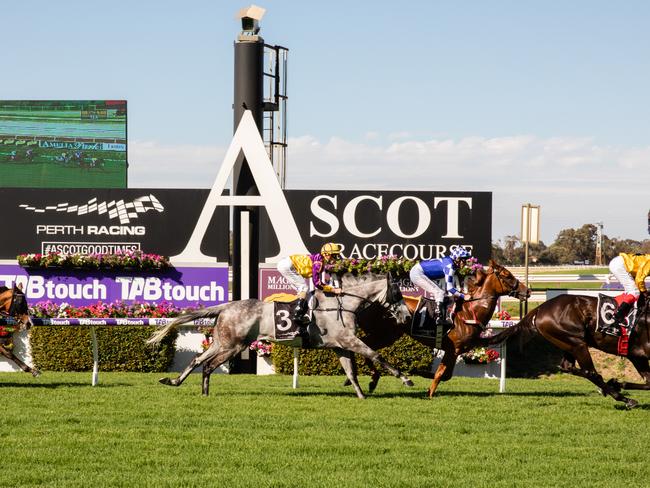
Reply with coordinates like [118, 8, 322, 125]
[312, 288, 397, 323]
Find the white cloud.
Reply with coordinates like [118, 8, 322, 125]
[127, 135, 650, 243]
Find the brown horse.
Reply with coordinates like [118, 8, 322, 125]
[347, 260, 530, 396]
[0, 284, 39, 377]
[482, 293, 650, 409]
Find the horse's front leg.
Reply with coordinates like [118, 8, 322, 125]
[0, 344, 39, 377]
[335, 349, 365, 399]
[339, 336, 413, 388]
[428, 347, 457, 398]
[619, 357, 650, 391]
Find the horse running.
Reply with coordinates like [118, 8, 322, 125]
[0, 284, 38, 377]
[482, 293, 650, 409]
[148, 273, 413, 398]
[344, 261, 530, 396]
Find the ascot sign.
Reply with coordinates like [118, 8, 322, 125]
[173, 110, 491, 264]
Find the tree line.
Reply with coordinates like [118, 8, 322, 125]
[492, 224, 650, 266]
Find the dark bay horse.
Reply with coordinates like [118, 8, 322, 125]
[483, 293, 650, 408]
[148, 273, 414, 398]
[345, 261, 530, 396]
[0, 284, 39, 377]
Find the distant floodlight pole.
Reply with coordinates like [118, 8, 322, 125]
[520, 204, 540, 316]
[595, 222, 604, 266]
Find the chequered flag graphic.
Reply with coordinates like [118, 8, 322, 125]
[19, 195, 165, 224]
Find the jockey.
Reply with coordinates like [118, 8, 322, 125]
[606, 252, 650, 335]
[277, 243, 343, 326]
[409, 247, 472, 327]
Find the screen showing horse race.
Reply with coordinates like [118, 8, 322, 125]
[0, 100, 127, 188]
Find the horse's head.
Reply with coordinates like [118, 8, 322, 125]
[384, 272, 412, 325]
[473, 260, 530, 301]
[2, 283, 32, 330]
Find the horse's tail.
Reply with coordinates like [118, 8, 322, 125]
[146, 303, 229, 345]
[481, 308, 540, 347]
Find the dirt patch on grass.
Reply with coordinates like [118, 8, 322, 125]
[590, 349, 643, 382]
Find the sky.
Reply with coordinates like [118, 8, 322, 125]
[2, 1, 649, 244]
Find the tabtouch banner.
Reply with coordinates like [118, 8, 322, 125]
[260, 190, 492, 263]
[0, 264, 228, 308]
[0, 188, 229, 261]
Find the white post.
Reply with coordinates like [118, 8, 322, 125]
[90, 326, 99, 386]
[240, 211, 250, 300]
[499, 342, 507, 393]
[292, 348, 299, 388]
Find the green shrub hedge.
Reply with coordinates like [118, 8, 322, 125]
[271, 334, 433, 376]
[30, 326, 178, 372]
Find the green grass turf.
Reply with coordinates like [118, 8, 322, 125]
[0, 160, 126, 188]
[0, 372, 647, 488]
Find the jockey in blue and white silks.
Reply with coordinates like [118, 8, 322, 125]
[409, 247, 471, 325]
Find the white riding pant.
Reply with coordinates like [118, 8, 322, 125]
[277, 257, 309, 295]
[609, 256, 640, 298]
[409, 263, 445, 302]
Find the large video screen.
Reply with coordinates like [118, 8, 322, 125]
[0, 100, 127, 188]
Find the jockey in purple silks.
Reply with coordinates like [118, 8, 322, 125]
[409, 247, 472, 327]
[277, 243, 343, 335]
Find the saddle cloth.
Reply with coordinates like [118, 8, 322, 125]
[410, 297, 450, 348]
[272, 300, 303, 342]
[596, 294, 636, 335]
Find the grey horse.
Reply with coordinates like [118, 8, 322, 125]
[148, 273, 413, 398]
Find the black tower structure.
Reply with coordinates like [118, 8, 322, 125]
[232, 6, 265, 302]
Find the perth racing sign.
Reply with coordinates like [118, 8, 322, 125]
[0, 188, 229, 261]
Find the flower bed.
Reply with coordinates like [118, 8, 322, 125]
[17, 251, 171, 270]
[324, 253, 482, 278]
[460, 347, 500, 365]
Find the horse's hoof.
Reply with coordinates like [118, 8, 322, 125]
[368, 381, 377, 393]
[31, 369, 41, 377]
[403, 379, 414, 387]
[625, 399, 639, 410]
[343, 378, 351, 387]
[158, 377, 173, 386]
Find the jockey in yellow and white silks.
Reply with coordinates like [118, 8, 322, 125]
[606, 252, 650, 334]
[277, 243, 343, 324]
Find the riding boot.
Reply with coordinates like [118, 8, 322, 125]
[436, 299, 448, 327]
[292, 297, 310, 325]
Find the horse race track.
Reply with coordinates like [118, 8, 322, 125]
[1, 373, 648, 488]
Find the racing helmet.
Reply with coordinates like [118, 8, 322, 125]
[321, 242, 342, 256]
[450, 247, 471, 261]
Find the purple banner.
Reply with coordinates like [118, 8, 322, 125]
[0, 264, 229, 308]
[257, 267, 428, 301]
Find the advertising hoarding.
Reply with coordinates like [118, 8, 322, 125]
[0, 188, 229, 260]
[260, 190, 492, 263]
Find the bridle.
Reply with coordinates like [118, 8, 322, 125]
[492, 267, 527, 299]
[0, 288, 30, 326]
[463, 267, 527, 302]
